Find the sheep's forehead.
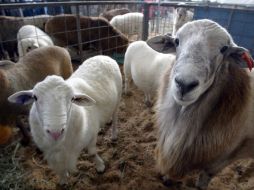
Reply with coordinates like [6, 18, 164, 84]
[177, 20, 232, 50]
[33, 76, 72, 101]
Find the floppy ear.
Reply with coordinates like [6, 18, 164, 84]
[146, 34, 176, 54]
[71, 94, 96, 107]
[222, 46, 254, 71]
[8, 90, 34, 105]
[32, 42, 39, 48]
[38, 39, 50, 47]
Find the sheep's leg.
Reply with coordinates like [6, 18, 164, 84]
[88, 138, 105, 173]
[67, 154, 78, 173]
[196, 170, 212, 190]
[124, 76, 132, 95]
[144, 93, 152, 107]
[196, 138, 254, 189]
[124, 77, 128, 94]
[111, 108, 118, 141]
[59, 171, 69, 185]
[16, 117, 30, 146]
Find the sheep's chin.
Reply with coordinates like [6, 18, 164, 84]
[173, 92, 199, 107]
[174, 97, 196, 107]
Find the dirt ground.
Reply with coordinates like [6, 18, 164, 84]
[1, 65, 254, 190]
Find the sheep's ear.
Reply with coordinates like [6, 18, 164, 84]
[71, 94, 96, 106]
[146, 34, 176, 54]
[38, 40, 48, 47]
[222, 46, 254, 71]
[8, 90, 34, 105]
[32, 42, 39, 48]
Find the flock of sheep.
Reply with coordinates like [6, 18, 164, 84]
[1, 5, 254, 190]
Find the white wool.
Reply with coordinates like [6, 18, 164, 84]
[17, 25, 54, 57]
[124, 41, 175, 105]
[110, 12, 143, 39]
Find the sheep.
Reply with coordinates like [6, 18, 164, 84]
[8, 55, 122, 184]
[172, 8, 193, 37]
[0, 15, 52, 61]
[17, 25, 54, 58]
[45, 15, 129, 56]
[1, 46, 73, 145]
[124, 40, 175, 107]
[99, 8, 130, 21]
[146, 19, 254, 189]
[110, 12, 143, 40]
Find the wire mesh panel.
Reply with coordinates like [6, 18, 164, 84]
[0, 2, 144, 64]
[148, 4, 174, 37]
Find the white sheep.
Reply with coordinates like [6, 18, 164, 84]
[17, 25, 54, 57]
[8, 55, 122, 184]
[147, 19, 254, 189]
[124, 40, 175, 107]
[172, 8, 193, 37]
[110, 12, 143, 39]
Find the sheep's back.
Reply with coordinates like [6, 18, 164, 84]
[70, 55, 122, 110]
[71, 55, 121, 96]
[126, 41, 174, 94]
[45, 15, 128, 54]
[18, 46, 73, 81]
[100, 8, 130, 21]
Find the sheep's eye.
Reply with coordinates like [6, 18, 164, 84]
[33, 95, 38, 101]
[27, 47, 32, 52]
[175, 38, 179, 47]
[220, 46, 228, 54]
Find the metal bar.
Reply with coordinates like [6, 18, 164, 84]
[142, 3, 149, 41]
[0, 1, 254, 11]
[75, 5, 82, 61]
[0, 1, 144, 9]
[155, 0, 161, 33]
[226, 6, 235, 30]
[18, 8, 23, 17]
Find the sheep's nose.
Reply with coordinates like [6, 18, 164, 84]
[46, 128, 65, 141]
[175, 77, 199, 96]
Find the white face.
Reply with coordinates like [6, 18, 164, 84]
[8, 76, 96, 142]
[171, 20, 232, 106]
[21, 38, 39, 55]
[33, 77, 73, 141]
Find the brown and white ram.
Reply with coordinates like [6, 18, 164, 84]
[147, 19, 254, 189]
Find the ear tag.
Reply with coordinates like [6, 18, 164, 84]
[241, 52, 254, 71]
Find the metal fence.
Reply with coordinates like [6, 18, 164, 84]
[0, 1, 254, 63]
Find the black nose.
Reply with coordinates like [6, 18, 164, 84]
[175, 77, 199, 96]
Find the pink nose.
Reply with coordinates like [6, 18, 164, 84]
[46, 128, 64, 141]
